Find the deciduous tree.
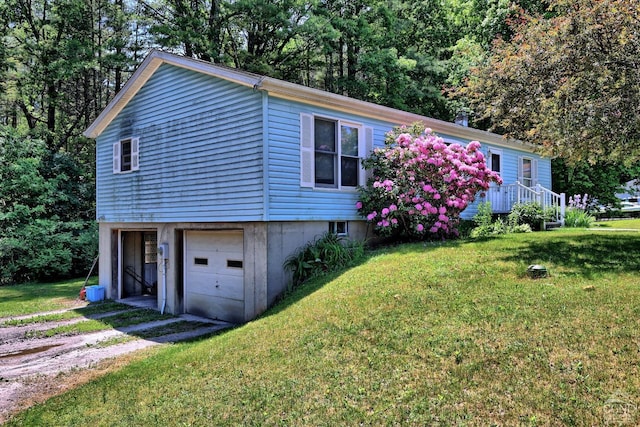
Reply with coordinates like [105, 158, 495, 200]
[552, 159, 640, 208]
[0, 127, 97, 284]
[460, 0, 640, 164]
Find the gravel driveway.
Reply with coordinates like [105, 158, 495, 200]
[0, 305, 231, 423]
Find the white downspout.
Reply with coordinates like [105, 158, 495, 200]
[161, 258, 167, 314]
[158, 243, 169, 314]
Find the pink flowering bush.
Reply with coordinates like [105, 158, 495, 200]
[357, 123, 502, 240]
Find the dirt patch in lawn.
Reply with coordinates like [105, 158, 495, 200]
[0, 304, 232, 423]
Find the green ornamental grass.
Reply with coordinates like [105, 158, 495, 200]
[565, 208, 596, 228]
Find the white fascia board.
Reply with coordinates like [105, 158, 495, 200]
[83, 50, 264, 139]
[84, 51, 162, 139]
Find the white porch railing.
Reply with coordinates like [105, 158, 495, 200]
[485, 182, 566, 227]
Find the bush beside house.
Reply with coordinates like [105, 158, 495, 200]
[357, 123, 502, 241]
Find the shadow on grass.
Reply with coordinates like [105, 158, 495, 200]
[501, 233, 640, 277]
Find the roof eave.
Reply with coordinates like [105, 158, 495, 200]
[258, 78, 537, 153]
[84, 51, 538, 154]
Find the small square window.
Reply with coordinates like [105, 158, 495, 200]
[329, 221, 348, 236]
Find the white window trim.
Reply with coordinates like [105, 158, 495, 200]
[113, 137, 139, 174]
[329, 221, 349, 236]
[300, 113, 373, 190]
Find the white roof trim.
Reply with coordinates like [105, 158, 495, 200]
[83, 50, 536, 153]
[83, 51, 264, 138]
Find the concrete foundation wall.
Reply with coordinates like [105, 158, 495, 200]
[99, 220, 369, 322]
[266, 220, 370, 305]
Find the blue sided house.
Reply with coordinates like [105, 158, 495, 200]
[84, 50, 563, 323]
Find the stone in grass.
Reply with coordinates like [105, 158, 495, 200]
[527, 264, 548, 279]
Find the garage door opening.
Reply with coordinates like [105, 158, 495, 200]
[120, 231, 158, 306]
[184, 230, 244, 323]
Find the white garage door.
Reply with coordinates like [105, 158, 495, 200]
[184, 230, 244, 322]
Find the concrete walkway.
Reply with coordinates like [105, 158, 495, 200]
[0, 305, 233, 423]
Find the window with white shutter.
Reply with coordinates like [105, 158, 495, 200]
[300, 114, 372, 190]
[112, 142, 121, 174]
[113, 137, 140, 174]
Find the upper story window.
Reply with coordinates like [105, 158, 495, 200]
[113, 137, 139, 174]
[300, 114, 373, 190]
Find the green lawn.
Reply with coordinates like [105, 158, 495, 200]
[0, 277, 97, 317]
[5, 222, 640, 425]
[594, 218, 640, 230]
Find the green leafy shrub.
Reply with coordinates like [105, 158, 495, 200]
[473, 201, 493, 228]
[469, 201, 496, 238]
[470, 201, 532, 238]
[456, 220, 476, 238]
[284, 233, 365, 288]
[507, 202, 551, 231]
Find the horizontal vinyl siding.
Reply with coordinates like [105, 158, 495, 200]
[97, 64, 264, 223]
[492, 147, 551, 189]
[266, 97, 398, 221]
[537, 157, 552, 188]
[264, 96, 553, 222]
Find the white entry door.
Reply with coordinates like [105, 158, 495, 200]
[486, 150, 508, 212]
[184, 230, 244, 322]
